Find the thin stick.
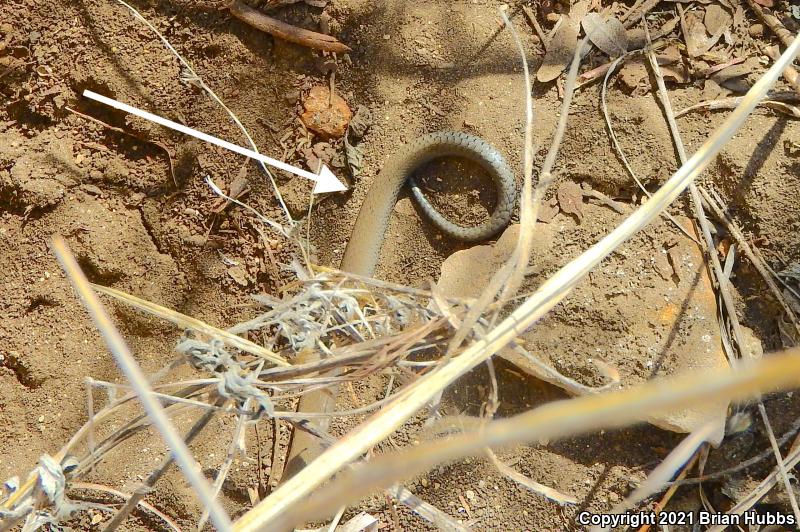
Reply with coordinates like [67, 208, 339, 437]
[757, 402, 800, 522]
[498, 10, 539, 303]
[644, 24, 742, 365]
[1, 384, 206, 517]
[232, 32, 800, 532]
[91, 282, 289, 366]
[103, 403, 221, 531]
[619, 0, 647, 24]
[112, 0, 293, 225]
[386, 485, 468, 531]
[600, 51, 699, 244]
[648, 28, 800, 513]
[84, 378, 97, 461]
[764, 45, 800, 95]
[198, 400, 251, 530]
[267, 348, 800, 527]
[448, 23, 577, 356]
[70, 482, 182, 532]
[521, 5, 549, 50]
[637, 451, 700, 532]
[743, 0, 795, 49]
[698, 186, 800, 337]
[706, 432, 800, 530]
[609, 421, 715, 520]
[325, 506, 346, 532]
[228, 0, 351, 53]
[672, 415, 800, 486]
[675, 97, 800, 118]
[51, 237, 232, 532]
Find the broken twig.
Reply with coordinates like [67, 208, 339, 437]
[675, 97, 800, 118]
[228, 0, 352, 53]
[744, 0, 795, 49]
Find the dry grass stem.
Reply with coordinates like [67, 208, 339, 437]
[233, 31, 800, 532]
[707, 431, 800, 531]
[51, 237, 232, 531]
[91, 283, 289, 366]
[699, 186, 800, 337]
[600, 50, 699, 243]
[266, 348, 800, 527]
[645, 26, 743, 366]
[111, 0, 293, 225]
[102, 405, 221, 532]
[70, 483, 182, 532]
[757, 402, 800, 523]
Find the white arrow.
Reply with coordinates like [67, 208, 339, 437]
[82, 90, 348, 194]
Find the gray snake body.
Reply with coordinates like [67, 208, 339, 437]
[283, 131, 515, 481]
[339, 131, 517, 276]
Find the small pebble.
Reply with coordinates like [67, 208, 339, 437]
[80, 184, 103, 197]
[609, 492, 620, 502]
[465, 490, 476, 501]
[546, 13, 561, 23]
[420, 478, 429, 488]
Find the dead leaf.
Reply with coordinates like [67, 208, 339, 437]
[538, 197, 559, 223]
[702, 56, 745, 78]
[556, 181, 584, 222]
[684, 10, 724, 57]
[684, 13, 707, 57]
[536, 15, 579, 82]
[657, 44, 682, 65]
[536, 0, 590, 83]
[710, 55, 760, 87]
[618, 59, 649, 92]
[227, 265, 250, 286]
[343, 139, 364, 177]
[344, 105, 371, 177]
[626, 28, 646, 50]
[582, 13, 628, 57]
[704, 4, 732, 36]
[658, 16, 680, 37]
[570, 0, 591, 22]
[347, 105, 372, 139]
[700, 79, 724, 101]
[661, 64, 689, 84]
[751, 0, 774, 6]
[212, 162, 250, 213]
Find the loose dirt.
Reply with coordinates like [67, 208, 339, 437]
[2, 0, 799, 530]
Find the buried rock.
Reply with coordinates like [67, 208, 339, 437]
[437, 215, 729, 444]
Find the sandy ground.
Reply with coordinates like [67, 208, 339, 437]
[1, 0, 800, 530]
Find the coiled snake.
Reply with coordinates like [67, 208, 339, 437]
[283, 131, 516, 479]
